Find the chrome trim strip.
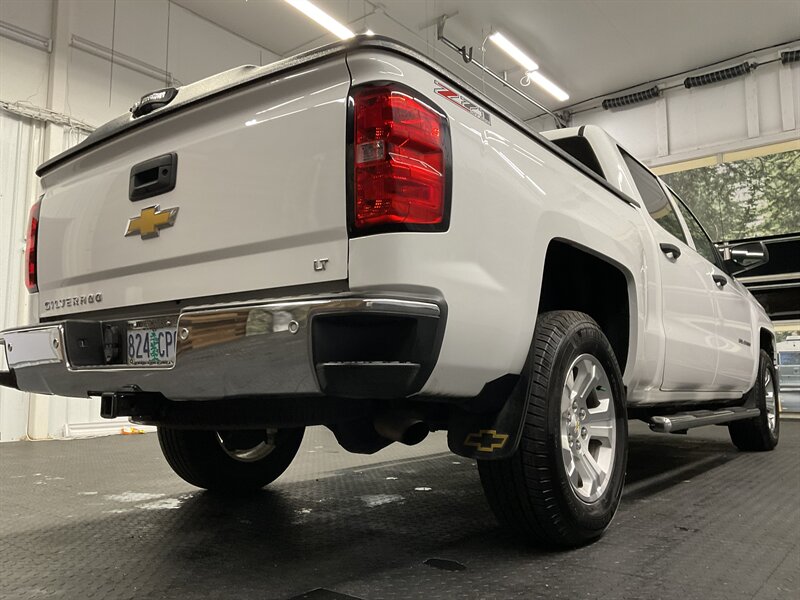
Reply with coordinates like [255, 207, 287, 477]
[176, 295, 441, 318]
[649, 407, 760, 433]
[738, 272, 800, 284]
[745, 282, 800, 291]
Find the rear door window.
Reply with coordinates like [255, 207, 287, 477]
[619, 148, 687, 243]
[668, 189, 723, 267]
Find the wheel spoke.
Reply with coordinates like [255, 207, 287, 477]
[571, 362, 599, 404]
[586, 423, 613, 445]
[586, 397, 613, 424]
[561, 441, 575, 470]
[575, 451, 605, 497]
[564, 368, 578, 399]
[585, 452, 606, 489]
[565, 454, 582, 490]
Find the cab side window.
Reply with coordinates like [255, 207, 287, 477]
[620, 149, 687, 244]
[668, 190, 722, 267]
[550, 136, 605, 179]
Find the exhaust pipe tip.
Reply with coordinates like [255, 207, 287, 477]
[374, 413, 429, 446]
[400, 420, 429, 446]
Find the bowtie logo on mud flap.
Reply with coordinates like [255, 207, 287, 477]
[464, 429, 509, 452]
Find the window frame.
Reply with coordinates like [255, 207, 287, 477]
[618, 146, 688, 245]
[666, 185, 725, 270]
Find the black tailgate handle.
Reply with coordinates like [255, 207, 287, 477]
[129, 153, 177, 201]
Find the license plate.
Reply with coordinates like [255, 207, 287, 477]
[126, 327, 177, 366]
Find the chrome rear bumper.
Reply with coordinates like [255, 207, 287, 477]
[0, 293, 444, 401]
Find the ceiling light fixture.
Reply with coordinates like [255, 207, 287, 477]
[527, 71, 569, 102]
[490, 30, 569, 103]
[284, 0, 355, 40]
[488, 32, 538, 73]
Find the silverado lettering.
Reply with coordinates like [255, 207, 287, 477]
[43, 293, 103, 311]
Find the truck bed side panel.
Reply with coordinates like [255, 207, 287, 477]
[346, 51, 653, 398]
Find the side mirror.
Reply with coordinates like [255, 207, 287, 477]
[720, 241, 769, 275]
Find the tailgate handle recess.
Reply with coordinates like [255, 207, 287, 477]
[129, 153, 177, 201]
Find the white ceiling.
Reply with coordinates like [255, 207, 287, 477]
[174, 0, 800, 114]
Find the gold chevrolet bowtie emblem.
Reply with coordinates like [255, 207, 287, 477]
[125, 205, 179, 239]
[464, 429, 509, 452]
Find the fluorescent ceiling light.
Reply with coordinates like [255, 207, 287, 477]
[527, 71, 569, 102]
[489, 32, 538, 72]
[284, 0, 355, 40]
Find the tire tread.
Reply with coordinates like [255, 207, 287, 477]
[729, 350, 779, 452]
[478, 310, 626, 547]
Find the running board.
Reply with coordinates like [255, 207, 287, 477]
[649, 407, 761, 433]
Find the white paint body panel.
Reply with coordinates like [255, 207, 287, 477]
[347, 53, 655, 398]
[655, 231, 720, 391]
[25, 46, 771, 406]
[36, 59, 352, 317]
[714, 277, 759, 390]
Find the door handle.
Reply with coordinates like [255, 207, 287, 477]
[659, 243, 681, 260]
[712, 273, 728, 288]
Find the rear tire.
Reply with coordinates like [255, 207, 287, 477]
[157, 426, 304, 492]
[478, 311, 628, 548]
[729, 350, 779, 451]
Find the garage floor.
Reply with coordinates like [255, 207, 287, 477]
[1, 421, 797, 600]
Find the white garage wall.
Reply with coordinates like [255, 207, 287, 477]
[1, 0, 278, 128]
[0, 113, 44, 442]
[0, 0, 279, 441]
[0, 0, 52, 109]
[527, 46, 800, 166]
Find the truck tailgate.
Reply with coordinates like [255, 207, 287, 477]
[36, 59, 350, 318]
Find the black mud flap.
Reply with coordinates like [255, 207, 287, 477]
[447, 373, 530, 460]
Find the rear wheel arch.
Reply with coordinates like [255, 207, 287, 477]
[536, 239, 635, 377]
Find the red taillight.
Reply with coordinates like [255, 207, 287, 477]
[25, 200, 41, 293]
[352, 85, 449, 232]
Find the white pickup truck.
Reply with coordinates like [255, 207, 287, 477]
[0, 37, 780, 548]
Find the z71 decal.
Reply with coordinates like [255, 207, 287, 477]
[434, 80, 491, 124]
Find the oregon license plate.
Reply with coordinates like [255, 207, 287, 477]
[126, 327, 177, 366]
